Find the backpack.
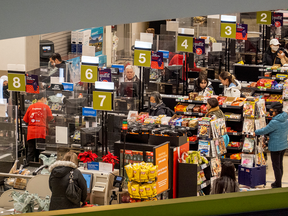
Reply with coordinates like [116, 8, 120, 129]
[163, 107, 175, 117]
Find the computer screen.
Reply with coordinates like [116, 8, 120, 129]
[64, 98, 88, 115]
[82, 173, 93, 193]
[208, 51, 225, 66]
[42, 46, 52, 52]
[164, 65, 183, 81]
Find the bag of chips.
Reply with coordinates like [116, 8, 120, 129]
[125, 164, 134, 180]
[139, 185, 147, 199]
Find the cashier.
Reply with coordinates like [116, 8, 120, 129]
[148, 91, 174, 116]
[48, 53, 71, 82]
[263, 39, 282, 66]
[23, 91, 53, 164]
[124, 65, 139, 82]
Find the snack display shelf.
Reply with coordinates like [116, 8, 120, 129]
[176, 111, 205, 116]
[258, 76, 286, 81]
[241, 87, 282, 93]
[189, 141, 198, 145]
[225, 118, 242, 122]
[220, 105, 243, 109]
[175, 99, 205, 104]
[220, 158, 241, 164]
[159, 125, 197, 131]
[227, 132, 242, 136]
[197, 180, 211, 191]
[259, 68, 288, 73]
[226, 146, 243, 150]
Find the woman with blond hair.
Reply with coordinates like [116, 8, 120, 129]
[49, 151, 87, 210]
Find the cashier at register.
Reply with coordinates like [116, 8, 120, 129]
[124, 65, 139, 82]
[48, 53, 71, 82]
[23, 91, 53, 164]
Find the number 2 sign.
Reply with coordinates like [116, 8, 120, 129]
[257, 11, 271, 25]
[220, 23, 236, 39]
[8, 72, 26, 92]
[93, 91, 112, 111]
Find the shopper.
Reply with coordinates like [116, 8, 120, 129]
[23, 91, 53, 164]
[205, 98, 225, 119]
[211, 161, 239, 194]
[49, 151, 87, 210]
[0, 75, 9, 103]
[148, 91, 174, 116]
[219, 72, 241, 97]
[277, 49, 288, 65]
[193, 74, 214, 96]
[255, 102, 288, 188]
[124, 65, 139, 82]
[48, 53, 70, 82]
[263, 39, 282, 66]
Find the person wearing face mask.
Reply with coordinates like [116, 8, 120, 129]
[192, 74, 214, 96]
[263, 39, 282, 66]
[148, 91, 174, 116]
[255, 102, 288, 188]
[23, 91, 53, 165]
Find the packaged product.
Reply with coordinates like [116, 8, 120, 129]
[193, 105, 201, 113]
[256, 99, 266, 117]
[230, 153, 242, 160]
[195, 95, 204, 101]
[242, 118, 255, 133]
[131, 183, 140, 199]
[149, 165, 158, 181]
[210, 140, 217, 157]
[243, 137, 254, 153]
[218, 138, 227, 155]
[151, 182, 157, 196]
[256, 153, 266, 166]
[241, 154, 254, 168]
[224, 97, 235, 105]
[198, 140, 210, 157]
[188, 119, 198, 128]
[200, 105, 207, 114]
[201, 156, 209, 164]
[231, 97, 246, 106]
[243, 101, 255, 117]
[199, 170, 206, 182]
[133, 164, 141, 181]
[217, 96, 227, 105]
[255, 117, 266, 130]
[139, 185, 147, 199]
[198, 119, 210, 138]
[187, 104, 195, 112]
[125, 164, 134, 180]
[140, 168, 149, 181]
[174, 104, 188, 112]
[197, 172, 203, 185]
[128, 181, 133, 195]
[144, 184, 153, 197]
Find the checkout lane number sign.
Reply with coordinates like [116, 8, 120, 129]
[93, 91, 112, 111]
[134, 49, 151, 67]
[8, 72, 26, 92]
[177, 35, 193, 53]
[257, 11, 271, 25]
[220, 23, 236, 39]
[81, 65, 98, 83]
[154, 142, 169, 195]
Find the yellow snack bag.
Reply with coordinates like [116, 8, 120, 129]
[149, 165, 158, 180]
[146, 163, 153, 168]
[139, 185, 147, 199]
[133, 164, 141, 181]
[128, 181, 132, 195]
[140, 168, 149, 181]
[125, 164, 134, 180]
[131, 183, 140, 199]
[151, 182, 157, 196]
[144, 184, 153, 197]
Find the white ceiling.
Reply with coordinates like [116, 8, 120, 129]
[0, 0, 287, 40]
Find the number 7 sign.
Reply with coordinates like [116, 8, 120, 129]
[93, 91, 113, 111]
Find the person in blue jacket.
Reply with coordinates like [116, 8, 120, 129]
[255, 102, 288, 188]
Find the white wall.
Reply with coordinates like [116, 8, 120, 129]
[131, 22, 149, 46]
[0, 36, 39, 72]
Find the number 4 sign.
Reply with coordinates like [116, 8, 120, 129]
[8, 72, 26, 92]
[177, 35, 193, 52]
[93, 91, 113, 111]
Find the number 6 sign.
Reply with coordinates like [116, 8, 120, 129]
[93, 91, 113, 111]
[8, 72, 26, 92]
[220, 23, 236, 39]
[81, 65, 98, 83]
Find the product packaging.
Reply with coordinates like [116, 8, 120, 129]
[242, 118, 255, 133]
[241, 154, 254, 168]
[198, 119, 210, 139]
[243, 101, 256, 117]
[198, 140, 211, 157]
[243, 138, 255, 153]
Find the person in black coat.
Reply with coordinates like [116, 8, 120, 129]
[263, 39, 282, 66]
[148, 91, 174, 116]
[49, 151, 87, 211]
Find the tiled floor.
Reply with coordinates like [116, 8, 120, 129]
[239, 153, 288, 190]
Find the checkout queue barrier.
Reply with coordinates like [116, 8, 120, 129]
[22, 187, 288, 216]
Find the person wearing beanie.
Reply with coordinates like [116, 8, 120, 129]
[255, 102, 288, 188]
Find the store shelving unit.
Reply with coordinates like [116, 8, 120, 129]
[258, 76, 286, 81]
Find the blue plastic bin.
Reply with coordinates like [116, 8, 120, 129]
[238, 165, 266, 188]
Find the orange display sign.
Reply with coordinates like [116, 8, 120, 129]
[154, 142, 169, 195]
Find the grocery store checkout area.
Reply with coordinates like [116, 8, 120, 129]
[0, 167, 120, 211]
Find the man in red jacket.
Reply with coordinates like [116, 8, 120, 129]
[23, 91, 53, 164]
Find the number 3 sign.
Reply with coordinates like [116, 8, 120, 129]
[221, 23, 236, 39]
[8, 72, 26, 92]
[93, 91, 113, 111]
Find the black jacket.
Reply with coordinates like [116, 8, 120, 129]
[263, 48, 282, 66]
[49, 161, 87, 211]
[148, 102, 170, 116]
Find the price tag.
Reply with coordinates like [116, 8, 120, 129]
[184, 112, 190, 115]
[199, 113, 203, 116]
[221, 23, 236, 39]
[93, 91, 113, 111]
[201, 182, 207, 189]
[81, 65, 98, 83]
[272, 77, 276, 80]
[259, 69, 264, 72]
[8, 72, 26, 92]
[177, 35, 193, 52]
[262, 88, 267, 91]
[201, 164, 207, 169]
[233, 132, 238, 136]
[134, 49, 151, 67]
[257, 11, 271, 25]
[222, 104, 227, 108]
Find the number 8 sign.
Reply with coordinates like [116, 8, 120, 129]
[8, 73, 26, 92]
[220, 23, 236, 39]
[93, 91, 113, 111]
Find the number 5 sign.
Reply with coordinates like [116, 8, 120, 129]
[134, 49, 151, 67]
[220, 23, 236, 39]
[8, 72, 26, 92]
[93, 91, 113, 111]
[81, 65, 98, 83]
[257, 11, 271, 25]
